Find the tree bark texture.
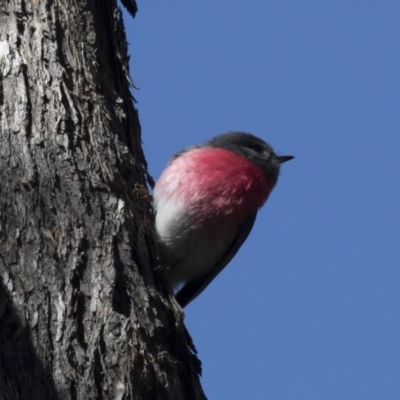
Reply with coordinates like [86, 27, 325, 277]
[0, 1, 205, 399]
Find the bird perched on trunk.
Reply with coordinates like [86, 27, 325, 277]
[153, 132, 293, 308]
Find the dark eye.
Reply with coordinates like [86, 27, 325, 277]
[252, 144, 264, 153]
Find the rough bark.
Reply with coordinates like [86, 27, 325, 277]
[0, 1, 205, 399]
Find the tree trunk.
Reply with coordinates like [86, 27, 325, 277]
[0, 1, 205, 399]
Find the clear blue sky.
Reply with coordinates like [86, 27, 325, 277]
[124, 1, 400, 399]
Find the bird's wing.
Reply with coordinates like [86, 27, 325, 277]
[175, 211, 258, 308]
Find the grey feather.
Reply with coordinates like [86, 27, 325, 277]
[175, 211, 258, 307]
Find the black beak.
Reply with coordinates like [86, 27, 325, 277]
[277, 155, 294, 164]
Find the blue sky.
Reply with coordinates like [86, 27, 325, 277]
[124, 1, 400, 398]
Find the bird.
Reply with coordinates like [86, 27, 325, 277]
[153, 132, 293, 308]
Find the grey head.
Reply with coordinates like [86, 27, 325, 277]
[206, 132, 294, 186]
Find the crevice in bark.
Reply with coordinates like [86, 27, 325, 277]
[70, 236, 89, 350]
[21, 64, 33, 140]
[112, 236, 131, 317]
[93, 326, 106, 400]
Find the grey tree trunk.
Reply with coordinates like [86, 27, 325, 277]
[0, 1, 205, 399]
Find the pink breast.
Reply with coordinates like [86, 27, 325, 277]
[156, 148, 273, 222]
